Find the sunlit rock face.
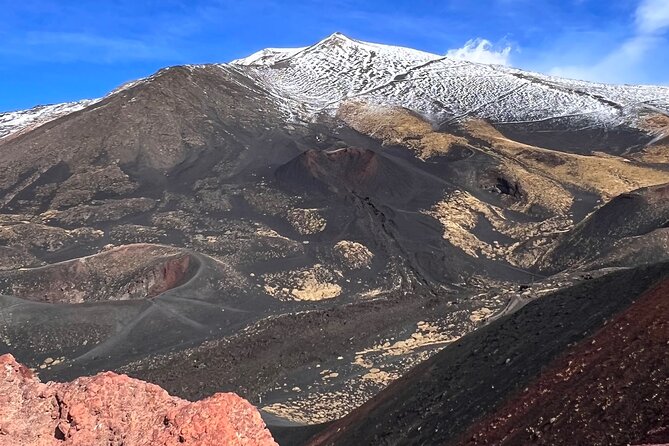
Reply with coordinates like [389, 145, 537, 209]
[0, 353, 277, 446]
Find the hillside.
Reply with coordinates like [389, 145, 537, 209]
[0, 33, 668, 445]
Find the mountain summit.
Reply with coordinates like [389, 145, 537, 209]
[3, 34, 669, 142]
[231, 34, 669, 132]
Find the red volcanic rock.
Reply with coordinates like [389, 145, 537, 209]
[0, 354, 277, 446]
[459, 278, 669, 446]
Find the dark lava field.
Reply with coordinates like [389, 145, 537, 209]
[1, 34, 668, 446]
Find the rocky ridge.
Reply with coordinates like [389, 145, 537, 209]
[0, 33, 668, 445]
[0, 353, 277, 446]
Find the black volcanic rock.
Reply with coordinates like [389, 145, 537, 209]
[0, 65, 295, 205]
[304, 262, 669, 446]
[276, 147, 444, 205]
[542, 182, 669, 271]
[458, 275, 669, 446]
[0, 36, 668, 436]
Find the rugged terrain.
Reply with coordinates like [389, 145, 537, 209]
[0, 353, 277, 445]
[302, 262, 669, 446]
[1, 33, 668, 445]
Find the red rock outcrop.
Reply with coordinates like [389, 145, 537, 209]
[0, 354, 277, 446]
[458, 277, 669, 446]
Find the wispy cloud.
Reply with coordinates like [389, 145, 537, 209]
[8, 31, 179, 63]
[635, 0, 669, 34]
[550, 0, 669, 84]
[446, 38, 513, 66]
[0, 0, 206, 64]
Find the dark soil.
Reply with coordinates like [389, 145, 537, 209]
[0, 55, 667, 446]
[123, 289, 458, 402]
[303, 262, 669, 446]
[457, 276, 669, 446]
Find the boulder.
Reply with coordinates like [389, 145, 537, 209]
[0, 354, 277, 446]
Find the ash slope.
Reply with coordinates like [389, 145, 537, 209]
[0, 33, 668, 434]
[304, 262, 669, 446]
[458, 274, 669, 446]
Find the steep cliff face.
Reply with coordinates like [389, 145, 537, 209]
[0, 353, 277, 446]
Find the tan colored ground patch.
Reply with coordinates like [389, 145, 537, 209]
[347, 316, 484, 390]
[333, 240, 374, 269]
[638, 112, 669, 134]
[320, 370, 340, 380]
[359, 287, 391, 298]
[35, 355, 66, 372]
[470, 307, 493, 323]
[633, 114, 669, 163]
[285, 208, 327, 235]
[254, 227, 291, 240]
[465, 119, 669, 200]
[263, 264, 342, 301]
[262, 386, 375, 424]
[634, 144, 669, 163]
[361, 368, 396, 385]
[356, 321, 459, 360]
[337, 100, 468, 159]
[427, 190, 506, 259]
[497, 160, 574, 215]
[426, 190, 572, 265]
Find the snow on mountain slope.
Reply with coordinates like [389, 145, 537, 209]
[232, 33, 669, 127]
[5, 33, 669, 142]
[232, 33, 440, 112]
[0, 100, 96, 140]
[0, 74, 157, 141]
[231, 47, 307, 66]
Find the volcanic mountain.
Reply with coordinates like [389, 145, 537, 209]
[0, 33, 668, 445]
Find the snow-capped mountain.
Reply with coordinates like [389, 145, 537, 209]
[0, 33, 668, 443]
[3, 33, 669, 141]
[231, 47, 307, 66]
[232, 33, 669, 127]
[0, 100, 96, 140]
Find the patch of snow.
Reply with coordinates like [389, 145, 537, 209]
[231, 32, 669, 128]
[231, 47, 306, 66]
[0, 100, 98, 140]
[5, 33, 668, 141]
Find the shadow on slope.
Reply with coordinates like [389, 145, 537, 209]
[301, 262, 669, 446]
[457, 275, 669, 445]
[542, 183, 669, 272]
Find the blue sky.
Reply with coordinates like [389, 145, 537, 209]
[1, 0, 669, 111]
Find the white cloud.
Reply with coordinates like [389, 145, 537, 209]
[550, 34, 661, 83]
[550, 0, 669, 83]
[635, 0, 669, 34]
[446, 38, 512, 66]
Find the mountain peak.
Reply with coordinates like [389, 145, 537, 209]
[310, 32, 365, 51]
[324, 31, 353, 41]
[231, 33, 359, 66]
[227, 33, 669, 130]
